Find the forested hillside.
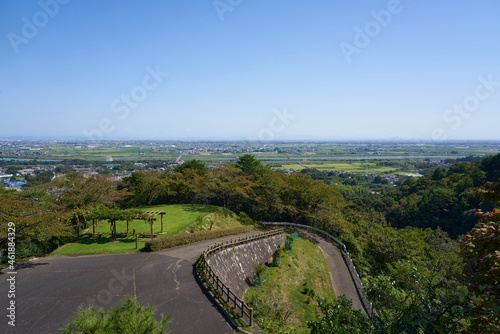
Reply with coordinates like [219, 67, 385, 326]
[344, 154, 500, 238]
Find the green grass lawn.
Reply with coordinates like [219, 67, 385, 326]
[278, 162, 397, 174]
[175, 207, 250, 234]
[54, 204, 218, 255]
[244, 237, 335, 334]
[92, 204, 217, 235]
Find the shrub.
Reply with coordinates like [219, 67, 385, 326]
[284, 235, 294, 251]
[270, 248, 283, 267]
[2, 240, 57, 263]
[253, 262, 269, 286]
[307, 294, 372, 334]
[59, 296, 171, 334]
[144, 226, 254, 252]
[237, 211, 253, 225]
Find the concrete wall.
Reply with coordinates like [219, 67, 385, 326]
[207, 234, 285, 299]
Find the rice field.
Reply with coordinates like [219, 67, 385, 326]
[277, 162, 398, 174]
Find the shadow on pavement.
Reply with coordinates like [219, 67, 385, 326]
[0, 261, 49, 274]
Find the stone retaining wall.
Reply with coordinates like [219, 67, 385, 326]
[206, 234, 285, 299]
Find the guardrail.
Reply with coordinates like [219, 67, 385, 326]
[198, 228, 285, 327]
[263, 222, 376, 318]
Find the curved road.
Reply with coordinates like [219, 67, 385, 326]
[290, 229, 366, 313]
[0, 229, 365, 334]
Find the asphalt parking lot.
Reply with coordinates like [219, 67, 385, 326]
[0, 251, 233, 334]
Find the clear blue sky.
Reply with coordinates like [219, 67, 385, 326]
[1, 0, 499, 140]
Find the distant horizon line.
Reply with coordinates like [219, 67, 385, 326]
[1, 136, 500, 143]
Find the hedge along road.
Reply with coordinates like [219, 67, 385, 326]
[0, 228, 366, 334]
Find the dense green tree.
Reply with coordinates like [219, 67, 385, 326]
[446, 162, 472, 176]
[122, 171, 163, 206]
[173, 159, 207, 175]
[0, 188, 72, 248]
[23, 170, 54, 188]
[57, 172, 127, 210]
[55, 165, 75, 174]
[5, 166, 20, 175]
[479, 154, 500, 181]
[459, 182, 500, 332]
[355, 154, 500, 237]
[308, 295, 373, 334]
[432, 167, 446, 180]
[205, 166, 254, 209]
[364, 272, 469, 334]
[235, 154, 267, 176]
[157, 168, 208, 205]
[470, 166, 487, 186]
[251, 169, 288, 220]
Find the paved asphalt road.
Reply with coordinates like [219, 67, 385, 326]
[290, 229, 366, 313]
[0, 229, 366, 333]
[0, 232, 255, 334]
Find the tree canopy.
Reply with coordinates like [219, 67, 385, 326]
[235, 154, 267, 176]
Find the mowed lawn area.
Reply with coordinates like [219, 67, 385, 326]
[55, 204, 217, 255]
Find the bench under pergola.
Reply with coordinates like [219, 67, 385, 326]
[139, 210, 166, 239]
[81, 208, 167, 240]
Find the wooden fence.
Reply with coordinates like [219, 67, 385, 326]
[199, 228, 285, 327]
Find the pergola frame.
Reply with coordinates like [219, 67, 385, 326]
[140, 210, 166, 239]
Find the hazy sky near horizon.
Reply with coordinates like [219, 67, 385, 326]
[1, 0, 499, 141]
